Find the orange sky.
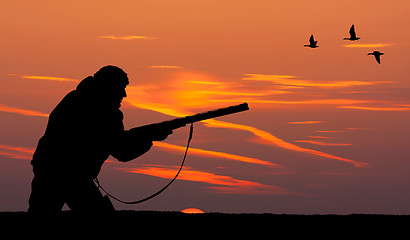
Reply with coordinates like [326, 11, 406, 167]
[1, 0, 410, 214]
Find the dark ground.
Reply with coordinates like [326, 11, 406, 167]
[1, 211, 409, 236]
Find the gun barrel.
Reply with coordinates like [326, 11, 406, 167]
[182, 102, 249, 124]
[146, 102, 249, 131]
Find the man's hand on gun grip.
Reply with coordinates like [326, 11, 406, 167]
[152, 127, 173, 141]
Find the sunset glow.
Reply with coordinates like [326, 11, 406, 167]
[2, 0, 410, 214]
[181, 208, 205, 214]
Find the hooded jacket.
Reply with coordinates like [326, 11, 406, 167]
[31, 76, 152, 180]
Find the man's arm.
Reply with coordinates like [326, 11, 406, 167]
[110, 126, 173, 162]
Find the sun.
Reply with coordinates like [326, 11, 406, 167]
[181, 208, 205, 214]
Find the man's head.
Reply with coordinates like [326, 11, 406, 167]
[93, 65, 129, 108]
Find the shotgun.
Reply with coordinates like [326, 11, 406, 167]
[129, 102, 249, 137]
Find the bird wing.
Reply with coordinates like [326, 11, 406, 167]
[374, 54, 381, 64]
[309, 35, 315, 44]
[349, 25, 357, 38]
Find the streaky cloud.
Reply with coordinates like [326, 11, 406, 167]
[20, 75, 78, 82]
[287, 121, 325, 125]
[153, 141, 278, 167]
[206, 186, 297, 195]
[308, 136, 332, 139]
[125, 99, 368, 167]
[316, 130, 345, 133]
[0, 145, 35, 154]
[125, 100, 189, 117]
[0, 144, 35, 160]
[242, 74, 377, 88]
[186, 80, 221, 85]
[150, 65, 183, 69]
[203, 119, 368, 168]
[211, 98, 370, 105]
[0, 151, 31, 160]
[346, 128, 365, 130]
[0, 104, 49, 117]
[343, 43, 393, 48]
[126, 165, 297, 195]
[98, 35, 157, 40]
[337, 106, 410, 111]
[192, 90, 272, 97]
[294, 140, 352, 146]
[124, 71, 371, 167]
[243, 74, 297, 80]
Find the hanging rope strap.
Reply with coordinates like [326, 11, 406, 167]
[94, 123, 194, 204]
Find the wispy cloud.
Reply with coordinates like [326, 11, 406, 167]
[12, 69, 376, 168]
[294, 140, 352, 146]
[128, 100, 357, 167]
[124, 70, 369, 167]
[337, 106, 410, 111]
[211, 99, 370, 105]
[154, 142, 278, 167]
[287, 121, 325, 125]
[242, 74, 378, 88]
[10, 74, 78, 83]
[125, 71, 279, 110]
[21, 75, 78, 82]
[197, 90, 281, 97]
[308, 136, 332, 139]
[316, 130, 345, 133]
[125, 70, 389, 115]
[343, 43, 393, 48]
[0, 151, 31, 160]
[125, 101, 188, 117]
[0, 145, 34, 160]
[185, 80, 221, 85]
[346, 128, 365, 130]
[54, 68, 402, 170]
[127, 97, 367, 167]
[203, 119, 368, 167]
[97, 35, 157, 40]
[0, 104, 48, 117]
[125, 165, 296, 195]
[150, 65, 183, 69]
[243, 74, 297, 80]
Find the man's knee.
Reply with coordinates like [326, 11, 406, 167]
[65, 180, 115, 214]
[28, 175, 65, 214]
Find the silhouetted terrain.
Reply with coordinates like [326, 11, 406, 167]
[1, 210, 409, 236]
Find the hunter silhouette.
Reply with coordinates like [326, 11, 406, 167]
[28, 65, 173, 214]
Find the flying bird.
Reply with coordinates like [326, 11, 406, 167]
[344, 25, 360, 41]
[304, 34, 319, 48]
[367, 51, 384, 64]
